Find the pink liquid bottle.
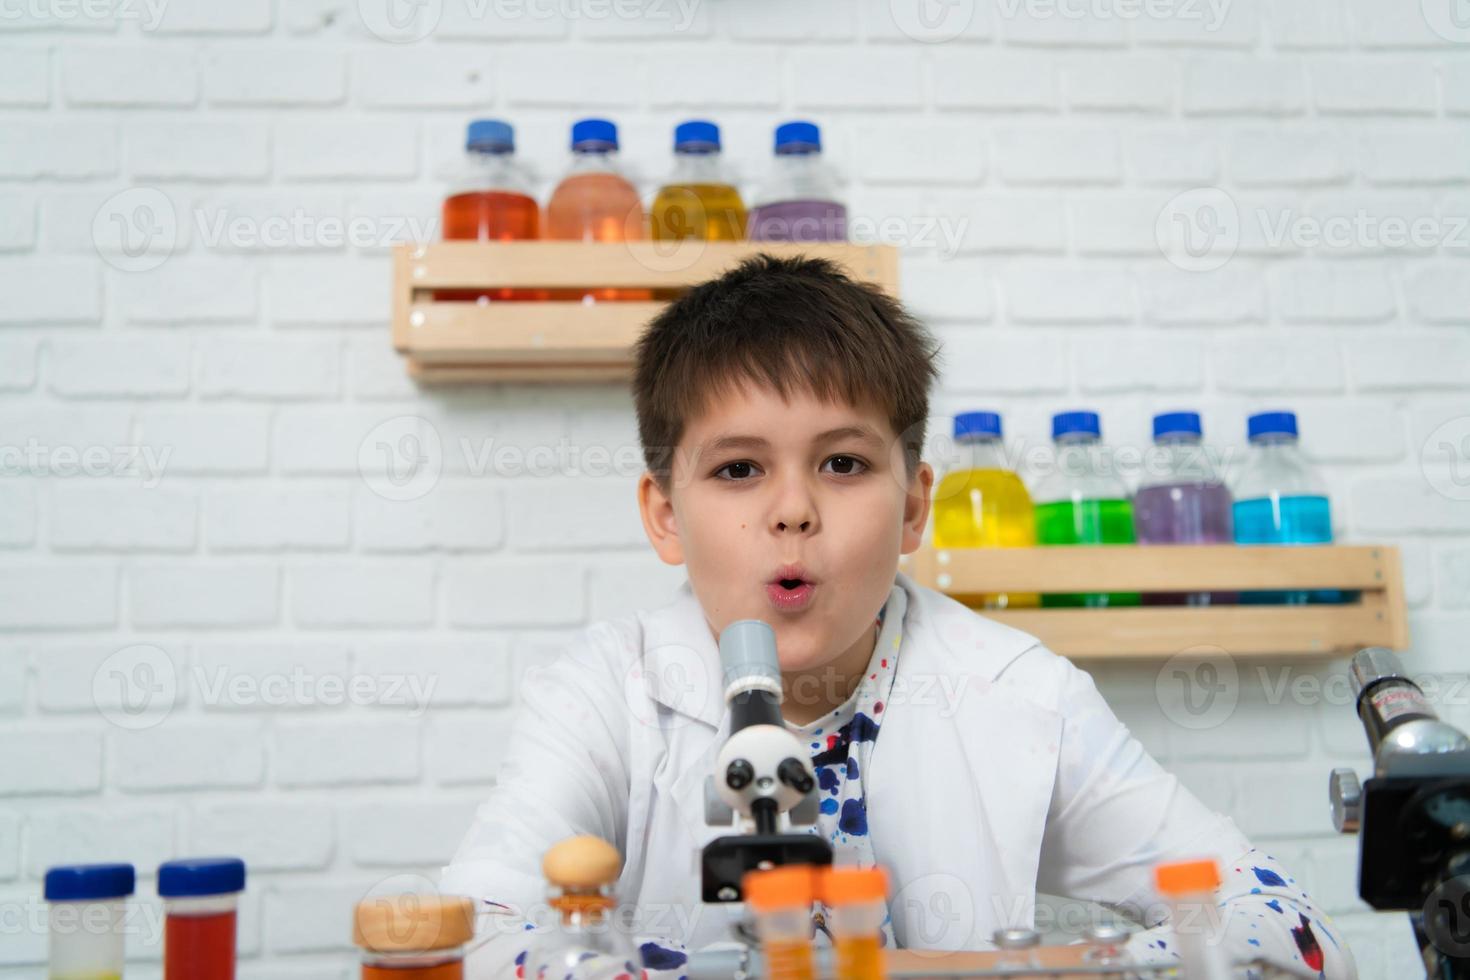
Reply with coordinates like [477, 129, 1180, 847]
[544, 118, 649, 302]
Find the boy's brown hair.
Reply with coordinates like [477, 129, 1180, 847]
[632, 253, 940, 490]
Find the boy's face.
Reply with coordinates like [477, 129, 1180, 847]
[638, 382, 933, 677]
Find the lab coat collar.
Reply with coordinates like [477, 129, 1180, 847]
[639, 580, 727, 729]
[638, 571, 1037, 730]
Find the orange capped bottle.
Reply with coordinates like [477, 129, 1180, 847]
[819, 866, 888, 980]
[439, 119, 542, 302]
[544, 118, 649, 303]
[744, 865, 817, 980]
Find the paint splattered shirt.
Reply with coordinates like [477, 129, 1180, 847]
[788, 580, 906, 949]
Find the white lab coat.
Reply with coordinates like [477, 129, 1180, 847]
[442, 572, 1351, 978]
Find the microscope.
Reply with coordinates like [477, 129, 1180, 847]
[698, 619, 832, 904]
[1330, 648, 1470, 979]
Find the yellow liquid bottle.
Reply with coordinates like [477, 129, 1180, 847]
[652, 183, 747, 240]
[651, 121, 747, 243]
[930, 413, 1038, 609]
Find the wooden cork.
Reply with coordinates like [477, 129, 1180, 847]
[542, 835, 622, 891]
[353, 894, 475, 953]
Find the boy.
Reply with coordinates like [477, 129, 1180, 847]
[442, 255, 1352, 978]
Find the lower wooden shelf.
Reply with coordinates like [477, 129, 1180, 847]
[899, 544, 1408, 659]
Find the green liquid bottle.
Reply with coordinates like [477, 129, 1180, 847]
[1032, 411, 1139, 607]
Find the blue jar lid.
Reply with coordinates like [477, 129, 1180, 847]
[954, 411, 1002, 440]
[1052, 411, 1101, 440]
[158, 857, 246, 898]
[45, 863, 136, 902]
[571, 118, 618, 151]
[465, 119, 513, 153]
[1153, 411, 1202, 440]
[775, 120, 821, 154]
[675, 119, 720, 152]
[1248, 411, 1298, 441]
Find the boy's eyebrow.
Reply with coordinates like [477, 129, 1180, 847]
[703, 425, 886, 454]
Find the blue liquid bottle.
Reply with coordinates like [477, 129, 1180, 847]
[1231, 411, 1341, 604]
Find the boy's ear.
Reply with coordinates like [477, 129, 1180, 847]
[900, 461, 934, 556]
[638, 470, 686, 566]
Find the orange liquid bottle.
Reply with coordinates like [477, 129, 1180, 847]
[438, 120, 542, 303]
[820, 866, 889, 980]
[744, 866, 818, 980]
[544, 118, 650, 303]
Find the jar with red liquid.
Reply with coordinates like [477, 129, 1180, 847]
[440, 119, 542, 302]
[158, 857, 245, 980]
[353, 894, 475, 980]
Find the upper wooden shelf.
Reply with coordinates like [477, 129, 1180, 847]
[391, 241, 900, 384]
[899, 545, 1408, 659]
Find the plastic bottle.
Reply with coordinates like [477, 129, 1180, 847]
[651, 120, 746, 242]
[544, 118, 650, 302]
[1232, 411, 1341, 604]
[1133, 411, 1236, 606]
[439, 119, 542, 302]
[1032, 411, 1139, 607]
[354, 894, 474, 980]
[748, 121, 847, 243]
[1154, 859, 1232, 980]
[744, 865, 817, 980]
[159, 857, 245, 980]
[522, 836, 641, 980]
[819, 867, 887, 980]
[46, 863, 134, 980]
[930, 411, 1038, 609]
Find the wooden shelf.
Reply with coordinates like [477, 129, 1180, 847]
[899, 545, 1408, 659]
[391, 241, 900, 383]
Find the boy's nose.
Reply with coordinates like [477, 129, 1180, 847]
[776, 520, 811, 532]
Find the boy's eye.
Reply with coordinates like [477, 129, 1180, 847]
[823, 455, 867, 476]
[715, 461, 759, 481]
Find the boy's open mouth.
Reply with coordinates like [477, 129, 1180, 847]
[767, 565, 817, 612]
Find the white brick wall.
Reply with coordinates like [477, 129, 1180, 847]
[3, 3, 1468, 975]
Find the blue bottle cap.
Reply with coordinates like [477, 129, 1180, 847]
[570, 118, 618, 151]
[1052, 411, 1101, 440]
[1247, 411, 1298, 442]
[158, 857, 246, 898]
[775, 120, 821, 154]
[674, 119, 720, 152]
[1153, 411, 1202, 440]
[954, 411, 1002, 440]
[45, 863, 136, 902]
[465, 119, 514, 153]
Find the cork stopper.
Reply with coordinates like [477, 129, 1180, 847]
[353, 894, 474, 953]
[542, 835, 623, 892]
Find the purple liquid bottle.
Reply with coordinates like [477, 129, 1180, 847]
[1133, 412, 1236, 605]
[748, 120, 846, 242]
